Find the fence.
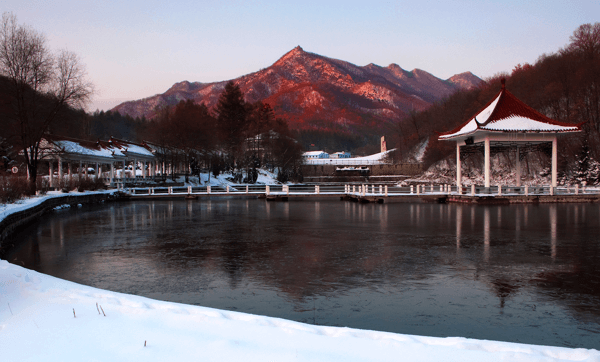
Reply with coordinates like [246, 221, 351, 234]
[127, 183, 600, 197]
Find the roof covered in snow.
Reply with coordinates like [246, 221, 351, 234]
[439, 80, 582, 141]
[41, 135, 154, 162]
[108, 137, 155, 158]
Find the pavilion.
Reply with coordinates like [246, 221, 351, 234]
[438, 79, 583, 190]
[40, 135, 158, 187]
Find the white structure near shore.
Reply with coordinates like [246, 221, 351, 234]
[303, 149, 393, 165]
[37, 135, 188, 186]
[439, 79, 582, 189]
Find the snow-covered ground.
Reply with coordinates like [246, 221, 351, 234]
[1, 260, 598, 362]
[0, 190, 116, 225]
[2, 185, 600, 360]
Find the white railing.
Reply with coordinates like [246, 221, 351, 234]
[126, 183, 600, 197]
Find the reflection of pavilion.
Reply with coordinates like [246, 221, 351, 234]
[439, 79, 582, 189]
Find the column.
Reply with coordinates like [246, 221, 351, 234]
[110, 163, 115, 184]
[133, 158, 138, 178]
[515, 146, 521, 187]
[68, 162, 72, 181]
[95, 162, 99, 180]
[78, 160, 82, 181]
[49, 160, 54, 188]
[456, 142, 462, 187]
[484, 137, 490, 189]
[551, 137, 557, 188]
[142, 161, 147, 179]
[58, 157, 63, 183]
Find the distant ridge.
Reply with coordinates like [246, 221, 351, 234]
[112, 46, 483, 132]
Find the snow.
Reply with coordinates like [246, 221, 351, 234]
[53, 140, 118, 159]
[0, 190, 116, 225]
[1, 260, 598, 362]
[439, 118, 479, 139]
[476, 93, 501, 125]
[119, 143, 154, 157]
[415, 139, 429, 162]
[484, 116, 581, 132]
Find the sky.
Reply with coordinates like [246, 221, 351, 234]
[4, 0, 599, 112]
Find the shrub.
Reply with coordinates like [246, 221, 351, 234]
[36, 177, 50, 195]
[0, 176, 29, 204]
[75, 176, 106, 191]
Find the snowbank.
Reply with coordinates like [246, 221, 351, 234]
[0, 190, 116, 225]
[1, 260, 598, 362]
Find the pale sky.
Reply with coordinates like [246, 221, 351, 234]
[5, 0, 599, 112]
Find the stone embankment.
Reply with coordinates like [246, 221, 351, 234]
[0, 192, 119, 248]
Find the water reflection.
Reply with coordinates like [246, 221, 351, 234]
[4, 200, 600, 349]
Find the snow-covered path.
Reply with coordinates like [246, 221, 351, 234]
[1, 261, 598, 361]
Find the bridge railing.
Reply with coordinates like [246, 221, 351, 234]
[126, 183, 600, 197]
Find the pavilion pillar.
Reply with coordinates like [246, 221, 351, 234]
[84, 162, 88, 177]
[134, 158, 138, 178]
[456, 143, 462, 187]
[68, 162, 72, 181]
[143, 161, 146, 178]
[484, 137, 490, 189]
[49, 160, 54, 188]
[516, 147, 521, 187]
[110, 163, 115, 184]
[552, 137, 558, 188]
[58, 157, 64, 183]
[78, 160, 82, 181]
[95, 162, 99, 181]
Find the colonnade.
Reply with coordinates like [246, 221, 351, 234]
[47, 158, 160, 187]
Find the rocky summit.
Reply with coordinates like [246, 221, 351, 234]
[112, 46, 483, 132]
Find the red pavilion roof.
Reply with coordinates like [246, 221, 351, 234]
[439, 80, 582, 141]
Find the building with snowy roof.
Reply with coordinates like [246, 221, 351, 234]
[303, 151, 330, 159]
[39, 135, 161, 187]
[439, 79, 583, 189]
[331, 152, 351, 159]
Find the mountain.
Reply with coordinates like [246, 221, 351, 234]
[112, 46, 483, 132]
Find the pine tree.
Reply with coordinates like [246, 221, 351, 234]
[216, 81, 248, 167]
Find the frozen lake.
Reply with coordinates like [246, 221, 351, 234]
[5, 199, 600, 349]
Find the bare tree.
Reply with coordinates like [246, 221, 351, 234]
[568, 23, 600, 60]
[0, 12, 93, 193]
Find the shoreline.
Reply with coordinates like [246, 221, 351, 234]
[1, 260, 598, 361]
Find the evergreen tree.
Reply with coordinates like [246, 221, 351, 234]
[216, 81, 248, 167]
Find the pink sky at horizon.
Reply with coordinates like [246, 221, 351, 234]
[5, 0, 599, 112]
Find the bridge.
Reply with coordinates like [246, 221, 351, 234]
[123, 183, 600, 204]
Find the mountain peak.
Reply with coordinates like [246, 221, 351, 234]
[274, 45, 308, 65]
[112, 47, 480, 127]
[447, 72, 484, 90]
